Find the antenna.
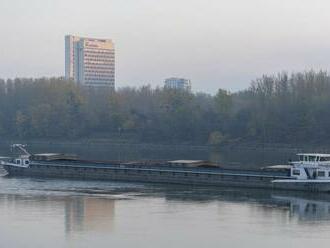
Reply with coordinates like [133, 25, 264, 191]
[11, 144, 31, 156]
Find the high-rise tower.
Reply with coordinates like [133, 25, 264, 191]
[65, 35, 115, 89]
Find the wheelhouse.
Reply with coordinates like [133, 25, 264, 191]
[290, 153, 330, 180]
[297, 153, 330, 163]
[292, 153, 330, 168]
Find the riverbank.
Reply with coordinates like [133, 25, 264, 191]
[1, 138, 330, 154]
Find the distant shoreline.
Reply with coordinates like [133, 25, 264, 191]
[1, 138, 329, 153]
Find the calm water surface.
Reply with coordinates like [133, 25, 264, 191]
[0, 143, 329, 248]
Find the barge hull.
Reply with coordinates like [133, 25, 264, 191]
[3, 163, 292, 190]
[273, 180, 330, 192]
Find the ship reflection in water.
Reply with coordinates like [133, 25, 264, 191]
[161, 187, 330, 224]
[1, 185, 330, 247]
[272, 194, 330, 222]
[0, 188, 330, 227]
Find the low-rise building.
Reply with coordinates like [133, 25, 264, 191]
[164, 77, 191, 91]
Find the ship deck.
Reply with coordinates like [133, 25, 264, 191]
[30, 159, 291, 179]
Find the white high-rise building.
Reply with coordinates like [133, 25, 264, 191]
[164, 78, 191, 91]
[65, 35, 115, 88]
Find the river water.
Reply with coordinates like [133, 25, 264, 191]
[0, 143, 330, 248]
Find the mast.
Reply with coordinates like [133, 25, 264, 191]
[11, 144, 31, 156]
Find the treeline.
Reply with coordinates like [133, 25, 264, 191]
[0, 70, 330, 145]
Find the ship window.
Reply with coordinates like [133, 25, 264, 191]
[293, 170, 300, 176]
[25, 160, 29, 165]
[16, 160, 20, 164]
[318, 171, 325, 177]
[309, 156, 317, 162]
[320, 157, 330, 162]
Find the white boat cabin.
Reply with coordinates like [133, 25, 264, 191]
[0, 144, 31, 168]
[12, 155, 30, 167]
[291, 153, 330, 180]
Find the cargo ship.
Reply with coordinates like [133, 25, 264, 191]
[2, 144, 330, 192]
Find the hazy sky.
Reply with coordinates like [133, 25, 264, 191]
[1, 0, 330, 93]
